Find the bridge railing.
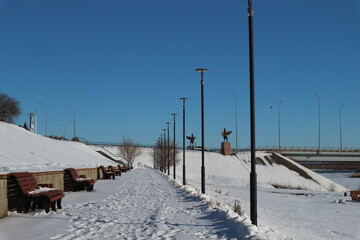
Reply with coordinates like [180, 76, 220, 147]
[78, 137, 360, 153]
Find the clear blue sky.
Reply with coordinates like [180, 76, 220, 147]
[1, 0, 360, 149]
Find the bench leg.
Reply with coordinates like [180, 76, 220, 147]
[17, 199, 25, 213]
[44, 201, 50, 213]
[56, 199, 62, 209]
[24, 200, 32, 213]
[87, 185, 94, 191]
[51, 201, 56, 212]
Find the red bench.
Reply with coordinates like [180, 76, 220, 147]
[9, 172, 64, 213]
[118, 164, 130, 172]
[99, 166, 115, 179]
[108, 166, 121, 176]
[64, 168, 95, 192]
[350, 191, 360, 201]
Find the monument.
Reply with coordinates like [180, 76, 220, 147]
[221, 128, 232, 155]
[186, 134, 196, 150]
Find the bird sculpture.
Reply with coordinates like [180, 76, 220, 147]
[221, 128, 232, 142]
[186, 134, 196, 147]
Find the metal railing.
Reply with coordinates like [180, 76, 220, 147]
[78, 137, 360, 153]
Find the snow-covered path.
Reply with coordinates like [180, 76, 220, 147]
[48, 167, 253, 240]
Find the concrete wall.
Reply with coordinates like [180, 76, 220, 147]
[0, 176, 8, 219]
[33, 171, 64, 191]
[76, 168, 99, 180]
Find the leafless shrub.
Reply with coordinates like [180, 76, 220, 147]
[327, 183, 336, 192]
[233, 200, 244, 216]
[118, 137, 142, 167]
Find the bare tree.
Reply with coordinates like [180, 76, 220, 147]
[152, 139, 180, 172]
[118, 137, 142, 167]
[0, 93, 21, 123]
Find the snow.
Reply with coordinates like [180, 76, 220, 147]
[0, 121, 359, 240]
[28, 186, 57, 194]
[0, 122, 116, 173]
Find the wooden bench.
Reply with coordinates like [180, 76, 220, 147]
[9, 172, 64, 213]
[108, 166, 121, 176]
[117, 165, 128, 172]
[350, 191, 360, 201]
[99, 166, 115, 179]
[64, 168, 95, 192]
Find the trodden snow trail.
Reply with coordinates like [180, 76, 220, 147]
[51, 167, 256, 240]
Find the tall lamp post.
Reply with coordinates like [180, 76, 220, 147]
[232, 92, 238, 153]
[38, 102, 48, 136]
[314, 94, 321, 153]
[68, 107, 76, 139]
[163, 129, 167, 173]
[196, 68, 208, 194]
[166, 122, 171, 175]
[171, 113, 178, 179]
[339, 103, 345, 150]
[247, 0, 257, 226]
[180, 98, 188, 185]
[160, 133, 164, 172]
[278, 100, 282, 150]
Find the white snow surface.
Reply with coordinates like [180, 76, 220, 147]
[0, 122, 116, 173]
[0, 121, 359, 240]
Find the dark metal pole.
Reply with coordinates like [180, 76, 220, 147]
[339, 103, 344, 150]
[171, 113, 178, 179]
[196, 68, 208, 194]
[278, 100, 282, 150]
[166, 122, 171, 175]
[233, 91, 238, 153]
[180, 98, 188, 185]
[314, 94, 320, 153]
[163, 129, 166, 173]
[247, 0, 257, 226]
[160, 133, 164, 172]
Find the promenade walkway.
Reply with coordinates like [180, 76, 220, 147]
[0, 167, 254, 240]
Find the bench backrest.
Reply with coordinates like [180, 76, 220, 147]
[65, 168, 80, 181]
[99, 165, 109, 173]
[9, 172, 39, 195]
[108, 166, 116, 172]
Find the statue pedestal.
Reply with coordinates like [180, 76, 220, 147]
[221, 142, 232, 155]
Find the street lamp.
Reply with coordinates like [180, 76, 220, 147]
[171, 113, 178, 179]
[314, 94, 320, 153]
[68, 107, 76, 139]
[38, 102, 48, 136]
[247, 0, 257, 226]
[195, 68, 208, 194]
[278, 100, 282, 150]
[232, 92, 238, 153]
[160, 133, 164, 172]
[163, 129, 167, 173]
[339, 103, 345, 150]
[166, 122, 171, 175]
[180, 98, 188, 185]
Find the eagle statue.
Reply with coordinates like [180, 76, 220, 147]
[186, 134, 196, 146]
[221, 128, 232, 142]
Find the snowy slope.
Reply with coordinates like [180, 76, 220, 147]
[0, 122, 116, 174]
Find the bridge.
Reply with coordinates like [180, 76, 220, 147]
[256, 146, 360, 170]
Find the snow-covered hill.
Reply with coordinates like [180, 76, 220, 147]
[0, 122, 116, 174]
